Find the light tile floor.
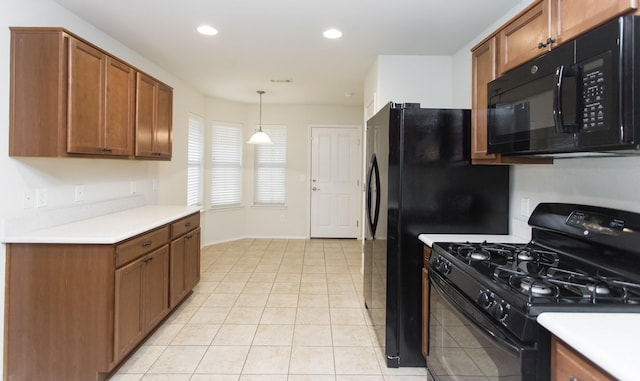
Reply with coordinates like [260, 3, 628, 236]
[112, 238, 429, 381]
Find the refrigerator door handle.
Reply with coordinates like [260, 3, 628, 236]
[366, 155, 375, 237]
[367, 154, 381, 238]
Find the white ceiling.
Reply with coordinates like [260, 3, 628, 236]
[54, 0, 521, 106]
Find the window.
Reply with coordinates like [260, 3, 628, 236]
[211, 123, 243, 207]
[254, 125, 286, 205]
[187, 115, 204, 207]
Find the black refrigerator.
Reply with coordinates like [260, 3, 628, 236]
[363, 102, 510, 367]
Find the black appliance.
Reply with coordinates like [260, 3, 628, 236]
[487, 16, 640, 157]
[428, 203, 640, 380]
[363, 102, 510, 367]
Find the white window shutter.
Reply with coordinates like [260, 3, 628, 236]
[254, 126, 286, 205]
[187, 116, 204, 207]
[211, 124, 243, 207]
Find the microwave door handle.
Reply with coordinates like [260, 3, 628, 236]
[553, 65, 566, 133]
[553, 65, 581, 134]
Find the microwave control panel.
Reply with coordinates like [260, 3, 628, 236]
[581, 57, 607, 130]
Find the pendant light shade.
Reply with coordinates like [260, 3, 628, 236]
[247, 90, 273, 145]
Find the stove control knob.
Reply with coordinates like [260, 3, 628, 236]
[433, 256, 442, 268]
[477, 291, 493, 309]
[441, 261, 452, 275]
[491, 301, 509, 322]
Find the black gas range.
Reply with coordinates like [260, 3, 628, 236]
[427, 203, 640, 380]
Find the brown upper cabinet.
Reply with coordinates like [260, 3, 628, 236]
[68, 38, 135, 156]
[135, 73, 173, 159]
[499, 0, 638, 74]
[551, 0, 639, 46]
[498, 0, 551, 74]
[9, 27, 172, 160]
[471, 0, 638, 164]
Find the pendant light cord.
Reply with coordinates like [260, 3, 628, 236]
[257, 90, 265, 132]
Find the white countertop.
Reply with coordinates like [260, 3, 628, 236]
[538, 312, 640, 380]
[3, 205, 202, 244]
[418, 233, 529, 247]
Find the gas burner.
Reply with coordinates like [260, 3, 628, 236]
[587, 283, 611, 296]
[515, 276, 556, 296]
[469, 251, 490, 261]
[517, 251, 535, 261]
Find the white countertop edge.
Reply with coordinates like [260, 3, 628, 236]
[3, 205, 202, 244]
[538, 312, 640, 380]
[418, 233, 529, 247]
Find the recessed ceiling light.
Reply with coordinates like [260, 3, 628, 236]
[323, 29, 342, 39]
[197, 25, 218, 36]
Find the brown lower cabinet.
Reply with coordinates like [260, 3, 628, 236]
[551, 336, 614, 381]
[114, 244, 170, 363]
[169, 213, 201, 308]
[422, 245, 432, 359]
[4, 212, 200, 381]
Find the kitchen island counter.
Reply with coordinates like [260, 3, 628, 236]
[2, 205, 201, 244]
[538, 312, 640, 380]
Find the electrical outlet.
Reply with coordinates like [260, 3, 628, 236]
[23, 190, 35, 209]
[74, 185, 85, 202]
[35, 188, 48, 208]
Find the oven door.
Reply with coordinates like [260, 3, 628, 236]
[427, 270, 539, 380]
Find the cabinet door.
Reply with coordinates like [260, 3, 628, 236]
[155, 83, 173, 159]
[471, 38, 498, 163]
[421, 267, 429, 359]
[142, 245, 170, 333]
[551, 0, 638, 44]
[169, 236, 187, 308]
[135, 73, 173, 159]
[169, 228, 201, 308]
[68, 38, 105, 154]
[552, 336, 614, 381]
[499, 0, 550, 73]
[135, 73, 156, 157]
[104, 57, 135, 155]
[184, 227, 201, 291]
[114, 257, 144, 362]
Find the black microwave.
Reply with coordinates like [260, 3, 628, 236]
[487, 16, 640, 156]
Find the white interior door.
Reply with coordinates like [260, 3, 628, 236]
[310, 126, 361, 238]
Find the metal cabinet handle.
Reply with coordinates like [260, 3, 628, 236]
[143, 257, 153, 263]
[142, 241, 152, 247]
[101, 147, 112, 152]
[185, 222, 191, 227]
[569, 377, 578, 381]
[312, 186, 320, 191]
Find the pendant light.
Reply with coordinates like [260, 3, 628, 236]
[247, 90, 273, 145]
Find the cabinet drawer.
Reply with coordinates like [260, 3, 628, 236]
[171, 213, 200, 239]
[116, 226, 169, 267]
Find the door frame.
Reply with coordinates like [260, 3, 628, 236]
[307, 124, 363, 239]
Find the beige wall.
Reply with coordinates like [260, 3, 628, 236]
[202, 99, 363, 245]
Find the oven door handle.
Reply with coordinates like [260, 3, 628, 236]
[429, 270, 521, 356]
